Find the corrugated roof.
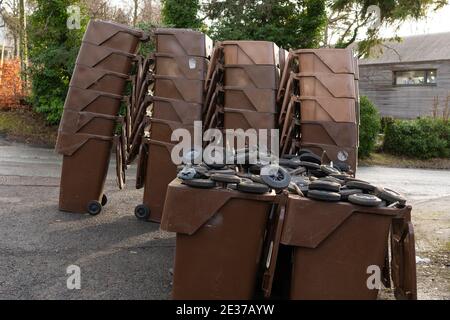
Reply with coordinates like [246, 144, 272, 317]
[359, 32, 450, 65]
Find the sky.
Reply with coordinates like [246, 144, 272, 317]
[380, 4, 450, 37]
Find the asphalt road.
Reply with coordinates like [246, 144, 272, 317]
[0, 138, 449, 299]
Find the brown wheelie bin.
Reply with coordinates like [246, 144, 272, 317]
[64, 87, 123, 116]
[70, 64, 130, 95]
[153, 75, 204, 104]
[83, 20, 148, 53]
[161, 179, 277, 300]
[297, 96, 357, 123]
[223, 108, 276, 131]
[135, 139, 178, 223]
[299, 142, 358, 173]
[221, 40, 280, 65]
[154, 28, 213, 58]
[279, 195, 415, 300]
[300, 121, 358, 147]
[224, 65, 279, 89]
[390, 212, 418, 300]
[293, 73, 356, 99]
[56, 132, 116, 214]
[151, 96, 202, 124]
[76, 41, 136, 74]
[149, 118, 195, 144]
[223, 86, 277, 113]
[292, 48, 356, 75]
[153, 53, 208, 80]
[59, 109, 121, 136]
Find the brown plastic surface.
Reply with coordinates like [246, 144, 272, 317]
[390, 214, 418, 300]
[154, 28, 213, 57]
[221, 41, 280, 65]
[55, 131, 113, 156]
[154, 53, 208, 80]
[142, 139, 178, 223]
[76, 41, 136, 74]
[298, 96, 356, 123]
[59, 138, 112, 213]
[70, 64, 129, 95]
[223, 86, 277, 113]
[149, 118, 195, 144]
[282, 196, 412, 300]
[294, 73, 356, 99]
[83, 20, 145, 53]
[59, 110, 120, 136]
[293, 49, 356, 74]
[279, 48, 289, 74]
[161, 180, 275, 299]
[277, 53, 295, 103]
[152, 96, 202, 124]
[299, 142, 358, 173]
[301, 121, 358, 147]
[224, 108, 276, 130]
[64, 87, 123, 115]
[224, 65, 279, 89]
[153, 75, 204, 104]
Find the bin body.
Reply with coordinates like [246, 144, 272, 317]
[154, 28, 213, 57]
[298, 96, 356, 123]
[151, 96, 202, 124]
[83, 20, 144, 53]
[222, 41, 280, 65]
[223, 86, 277, 113]
[293, 49, 356, 74]
[153, 75, 204, 104]
[57, 20, 143, 213]
[224, 65, 279, 89]
[76, 41, 135, 74]
[154, 54, 208, 80]
[59, 139, 112, 213]
[280, 196, 412, 300]
[161, 181, 275, 299]
[142, 140, 178, 222]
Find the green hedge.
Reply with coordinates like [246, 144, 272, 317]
[359, 96, 381, 158]
[383, 118, 450, 159]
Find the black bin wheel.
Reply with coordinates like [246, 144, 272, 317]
[135, 204, 150, 221]
[87, 201, 102, 216]
[101, 194, 108, 206]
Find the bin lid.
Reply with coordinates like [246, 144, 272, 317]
[281, 195, 410, 248]
[161, 179, 276, 235]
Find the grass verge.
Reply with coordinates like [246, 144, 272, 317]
[0, 108, 58, 147]
[359, 152, 450, 170]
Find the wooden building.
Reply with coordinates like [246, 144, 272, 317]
[359, 32, 450, 119]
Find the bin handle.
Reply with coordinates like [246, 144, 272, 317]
[261, 192, 288, 298]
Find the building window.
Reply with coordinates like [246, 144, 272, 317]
[394, 70, 437, 86]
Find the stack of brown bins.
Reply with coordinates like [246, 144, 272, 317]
[134, 29, 212, 223]
[56, 20, 148, 215]
[204, 41, 281, 138]
[279, 49, 359, 173]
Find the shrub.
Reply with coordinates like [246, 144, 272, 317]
[27, 0, 87, 125]
[383, 118, 450, 159]
[359, 96, 381, 158]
